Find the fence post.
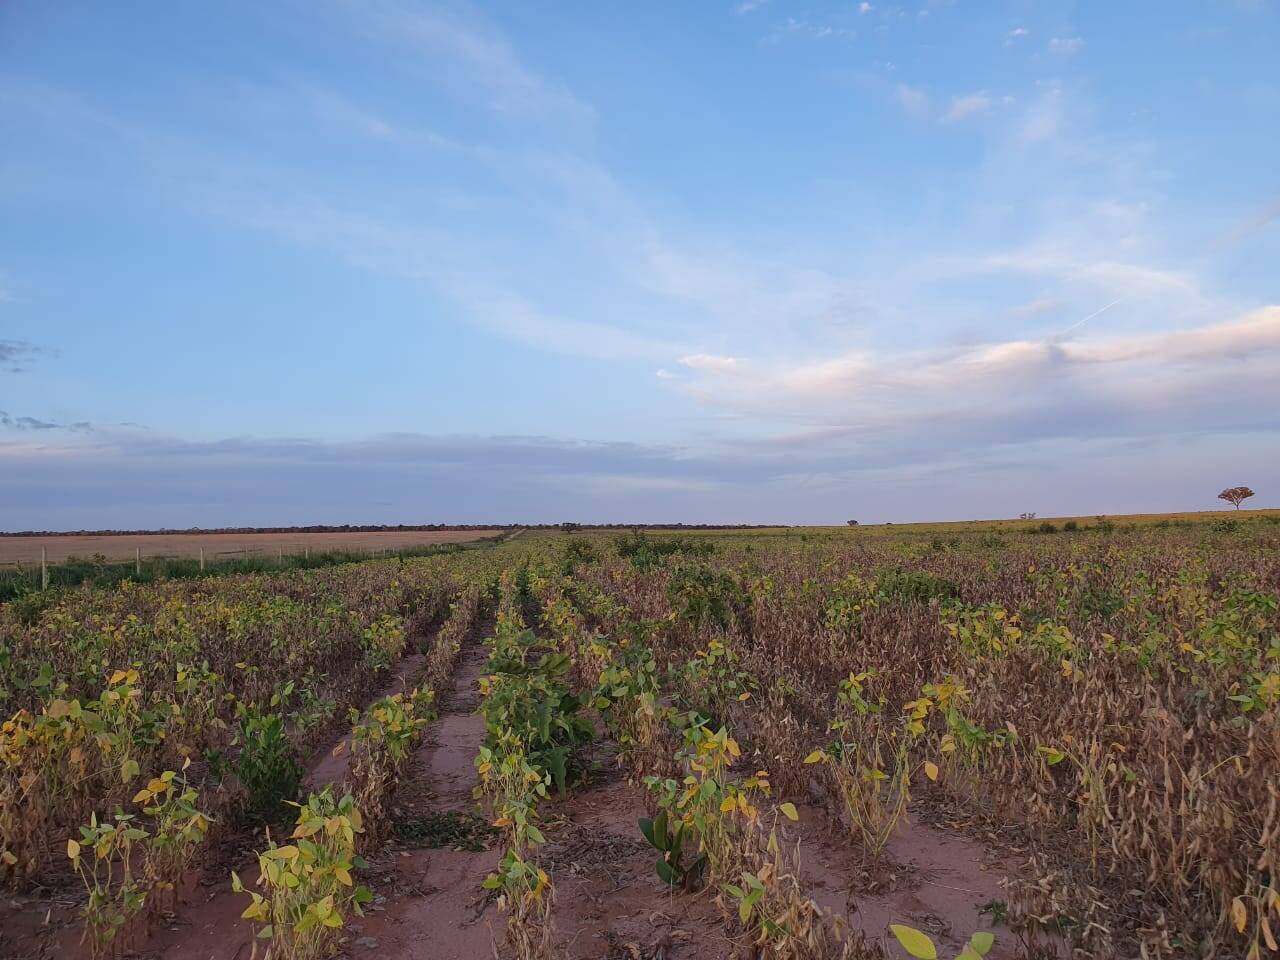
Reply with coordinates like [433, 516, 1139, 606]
[41, 547, 48, 591]
[136, 547, 141, 576]
[199, 547, 205, 572]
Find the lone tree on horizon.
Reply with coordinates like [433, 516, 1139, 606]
[1218, 486, 1255, 510]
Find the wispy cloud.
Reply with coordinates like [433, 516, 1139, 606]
[769, 17, 857, 42]
[1005, 26, 1029, 43]
[1219, 195, 1280, 247]
[0, 340, 46, 372]
[1049, 36, 1083, 56]
[347, 1, 595, 129]
[735, 0, 769, 14]
[0, 410, 92, 432]
[943, 91, 992, 123]
[896, 84, 929, 117]
[1016, 87, 1064, 143]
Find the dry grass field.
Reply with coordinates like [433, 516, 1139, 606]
[0, 529, 501, 565]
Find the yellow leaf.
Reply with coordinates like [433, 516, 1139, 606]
[890, 923, 938, 960]
[720, 797, 737, 813]
[779, 802, 799, 822]
[334, 867, 352, 886]
[803, 750, 826, 764]
[738, 692, 751, 701]
[1262, 915, 1277, 952]
[924, 761, 939, 782]
[1233, 896, 1248, 934]
[67, 839, 81, 860]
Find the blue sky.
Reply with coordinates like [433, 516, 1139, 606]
[2, 0, 1278, 527]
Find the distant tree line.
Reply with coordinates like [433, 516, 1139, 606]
[1, 522, 789, 537]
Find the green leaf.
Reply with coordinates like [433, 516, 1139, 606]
[655, 859, 679, 887]
[889, 924, 938, 960]
[967, 932, 995, 956]
[638, 817, 658, 850]
[778, 802, 799, 822]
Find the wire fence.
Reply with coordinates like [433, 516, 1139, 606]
[0, 536, 506, 601]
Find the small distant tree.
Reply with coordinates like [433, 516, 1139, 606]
[561, 521, 582, 533]
[1019, 512, 1037, 520]
[1218, 486, 1255, 510]
[846, 520, 859, 527]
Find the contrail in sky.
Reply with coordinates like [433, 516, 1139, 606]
[1058, 298, 1123, 337]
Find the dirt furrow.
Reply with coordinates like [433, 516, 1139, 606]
[141, 633, 477, 960]
[542, 742, 736, 960]
[330, 625, 502, 960]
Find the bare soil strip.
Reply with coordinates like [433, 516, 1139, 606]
[543, 741, 736, 960]
[789, 801, 1013, 958]
[331, 625, 502, 960]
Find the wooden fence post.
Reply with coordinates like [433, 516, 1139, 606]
[199, 547, 205, 572]
[41, 547, 48, 590]
[136, 547, 141, 576]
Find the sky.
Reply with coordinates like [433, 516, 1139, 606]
[2, 0, 1278, 528]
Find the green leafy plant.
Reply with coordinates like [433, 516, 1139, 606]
[237, 712, 303, 821]
[639, 809, 707, 889]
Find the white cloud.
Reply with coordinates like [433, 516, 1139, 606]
[1220, 196, 1280, 247]
[771, 17, 857, 41]
[671, 307, 1280, 458]
[896, 84, 929, 117]
[1005, 27, 1029, 43]
[1010, 298, 1063, 317]
[859, 3, 874, 14]
[735, 0, 769, 13]
[1049, 36, 1083, 56]
[1017, 88, 1064, 143]
[679, 353, 742, 373]
[352, 1, 595, 129]
[943, 91, 992, 123]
